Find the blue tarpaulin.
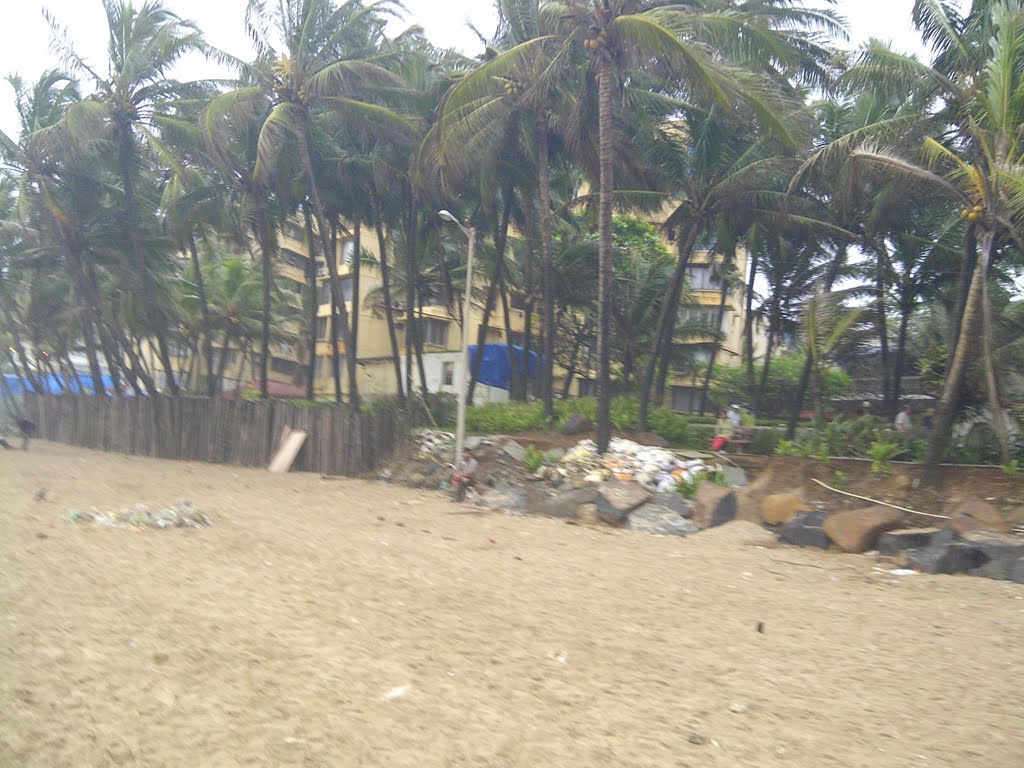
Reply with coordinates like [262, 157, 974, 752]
[468, 344, 540, 391]
[3, 372, 116, 396]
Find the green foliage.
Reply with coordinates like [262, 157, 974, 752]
[710, 354, 853, 418]
[675, 476, 702, 498]
[869, 441, 905, 476]
[832, 469, 848, 489]
[750, 429, 780, 456]
[523, 444, 545, 473]
[1001, 460, 1020, 478]
[775, 439, 800, 456]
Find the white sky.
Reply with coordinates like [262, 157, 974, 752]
[0, 0, 934, 139]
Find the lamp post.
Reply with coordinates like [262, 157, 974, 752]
[438, 209, 475, 463]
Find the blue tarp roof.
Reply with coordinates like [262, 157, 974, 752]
[3, 372, 115, 396]
[468, 344, 540, 391]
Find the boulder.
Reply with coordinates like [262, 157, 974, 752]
[906, 542, 988, 575]
[948, 499, 1011, 535]
[651, 491, 693, 518]
[576, 503, 601, 525]
[761, 493, 812, 526]
[778, 510, 831, 550]
[692, 483, 737, 529]
[627, 504, 699, 536]
[529, 487, 598, 519]
[500, 440, 526, 462]
[595, 481, 652, 526]
[560, 413, 593, 436]
[877, 528, 942, 556]
[823, 506, 904, 554]
[1011, 556, 1024, 584]
[720, 467, 748, 487]
[962, 531, 1024, 581]
[474, 482, 529, 515]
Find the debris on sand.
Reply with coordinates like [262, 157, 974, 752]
[67, 500, 210, 530]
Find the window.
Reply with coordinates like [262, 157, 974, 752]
[211, 350, 238, 369]
[281, 248, 309, 271]
[679, 306, 726, 331]
[508, 332, 525, 348]
[320, 277, 354, 305]
[671, 386, 702, 412]
[317, 317, 329, 340]
[686, 265, 722, 291]
[423, 318, 449, 347]
[271, 358, 297, 375]
[442, 361, 454, 386]
[279, 278, 303, 294]
[341, 239, 356, 266]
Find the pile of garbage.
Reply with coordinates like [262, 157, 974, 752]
[67, 500, 211, 530]
[415, 429, 455, 459]
[558, 438, 714, 491]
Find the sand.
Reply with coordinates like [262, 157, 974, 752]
[1, 442, 1022, 768]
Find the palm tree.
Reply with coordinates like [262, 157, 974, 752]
[834, 0, 1024, 475]
[211, 0, 414, 407]
[46, 0, 212, 395]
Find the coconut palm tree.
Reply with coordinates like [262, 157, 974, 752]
[46, 0, 213, 395]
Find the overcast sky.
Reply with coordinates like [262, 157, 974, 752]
[0, 0, 936, 139]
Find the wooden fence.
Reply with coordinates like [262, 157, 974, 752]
[23, 394, 405, 476]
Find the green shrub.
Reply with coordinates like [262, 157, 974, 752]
[523, 444, 545, 472]
[750, 429, 781, 455]
[709, 353, 852, 419]
[869, 440, 905, 475]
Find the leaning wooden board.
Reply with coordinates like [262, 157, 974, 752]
[268, 428, 308, 473]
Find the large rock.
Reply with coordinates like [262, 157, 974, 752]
[778, 510, 831, 550]
[500, 440, 527, 462]
[948, 499, 1011, 535]
[632, 431, 669, 448]
[627, 504, 699, 536]
[906, 542, 988, 575]
[560, 413, 593, 436]
[595, 481, 652, 526]
[878, 528, 942, 556]
[651, 491, 693, 518]
[692, 483, 737, 529]
[529, 488, 598, 519]
[1011, 556, 1024, 584]
[761, 493, 812, 526]
[823, 506, 904, 554]
[474, 482, 529, 514]
[963, 531, 1024, 581]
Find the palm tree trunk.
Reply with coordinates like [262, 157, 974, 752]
[351, 220, 362, 381]
[638, 219, 702, 430]
[755, 325, 776, 418]
[875, 252, 892, 416]
[295, 123, 358, 407]
[256, 206, 273, 400]
[498, 269, 518, 398]
[743, 247, 760, 407]
[80, 317, 105, 395]
[371, 191, 405, 402]
[467, 275, 499, 404]
[187, 234, 216, 398]
[891, 301, 912, 411]
[536, 111, 556, 420]
[328, 222, 343, 403]
[699, 275, 730, 414]
[561, 320, 588, 398]
[116, 122, 178, 395]
[521, 190, 536, 400]
[303, 205, 318, 400]
[980, 239, 1011, 464]
[414, 293, 428, 396]
[922, 230, 990, 485]
[596, 53, 615, 453]
[215, 330, 232, 393]
[404, 198, 417, 401]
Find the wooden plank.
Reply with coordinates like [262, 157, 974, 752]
[268, 428, 307, 473]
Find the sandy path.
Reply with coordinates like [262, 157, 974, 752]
[1, 443, 1022, 768]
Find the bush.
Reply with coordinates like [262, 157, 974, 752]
[710, 353, 852, 419]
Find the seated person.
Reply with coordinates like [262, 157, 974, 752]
[711, 409, 734, 452]
[451, 448, 479, 500]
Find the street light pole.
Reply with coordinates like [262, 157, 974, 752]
[438, 210, 475, 463]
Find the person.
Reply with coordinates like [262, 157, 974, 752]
[711, 409, 735, 452]
[451, 448, 479, 502]
[726, 404, 742, 431]
[921, 407, 935, 435]
[894, 404, 913, 434]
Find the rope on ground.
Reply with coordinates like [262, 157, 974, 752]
[810, 477, 951, 520]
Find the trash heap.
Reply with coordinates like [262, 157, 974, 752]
[68, 500, 211, 529]
[415, 429, 455, 459]
[558, 438, 714, 491]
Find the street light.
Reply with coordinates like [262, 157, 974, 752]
[437, 209, 475, 464]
